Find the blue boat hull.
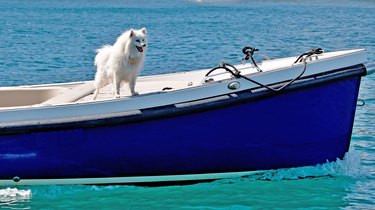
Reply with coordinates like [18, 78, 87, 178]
[0, 65, 365, 182]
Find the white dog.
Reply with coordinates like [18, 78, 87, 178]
[93, 28, 147, 100]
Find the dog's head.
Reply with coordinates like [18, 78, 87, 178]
[129, 28, 147, 54]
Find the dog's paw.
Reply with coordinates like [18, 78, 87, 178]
[114, 94, 120, 99]
[132, 92, 139, 96]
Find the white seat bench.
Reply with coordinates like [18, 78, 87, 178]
[41, 81, 96, 105]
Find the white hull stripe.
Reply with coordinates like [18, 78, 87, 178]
[0, 171, 261, 186]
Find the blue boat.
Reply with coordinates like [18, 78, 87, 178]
[0, 48, 373, 185]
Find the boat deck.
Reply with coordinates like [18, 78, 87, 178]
[77, 69, 209, 103]
[0, 49, 366, 111]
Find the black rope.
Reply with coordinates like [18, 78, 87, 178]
[242, 46, 262, 72]
[294, 48, 324, 64]
[205, 48, 324, 92]
[239, 61, 307, 92]
[205, 62, 241, 78]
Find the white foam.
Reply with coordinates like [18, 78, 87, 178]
[274, 151, 364, 180]
[320, 151, 365, 178]
[0, 188, 31, 208]
[0, 188, 31, 201]
[216, 151, 366, 183]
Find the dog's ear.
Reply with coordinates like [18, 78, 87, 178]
[129, 30, 134, 38]
[141, 28, 147, 35]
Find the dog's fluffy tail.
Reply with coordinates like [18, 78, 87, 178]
[93, 45, 112, 100]
[94, 45, 112, 68]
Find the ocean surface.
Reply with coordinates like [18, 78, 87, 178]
[0, 0, 374, 209]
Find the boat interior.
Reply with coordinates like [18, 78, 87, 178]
[0, 69, 209, 109]
[0, 49, 364, 110]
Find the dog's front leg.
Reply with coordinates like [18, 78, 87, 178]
[129, 78, 139, 96]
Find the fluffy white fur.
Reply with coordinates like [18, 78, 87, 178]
[93, 28, 147, 100]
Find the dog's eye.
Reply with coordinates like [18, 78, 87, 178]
[136, 39, 140, 43]
[142, 39, 145, 42]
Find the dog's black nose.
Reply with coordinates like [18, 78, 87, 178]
[143, 44, 147, 47]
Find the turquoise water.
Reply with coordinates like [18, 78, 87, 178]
[0, 0, 374, 209]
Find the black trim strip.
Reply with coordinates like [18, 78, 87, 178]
[0, 64, 366, 135]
